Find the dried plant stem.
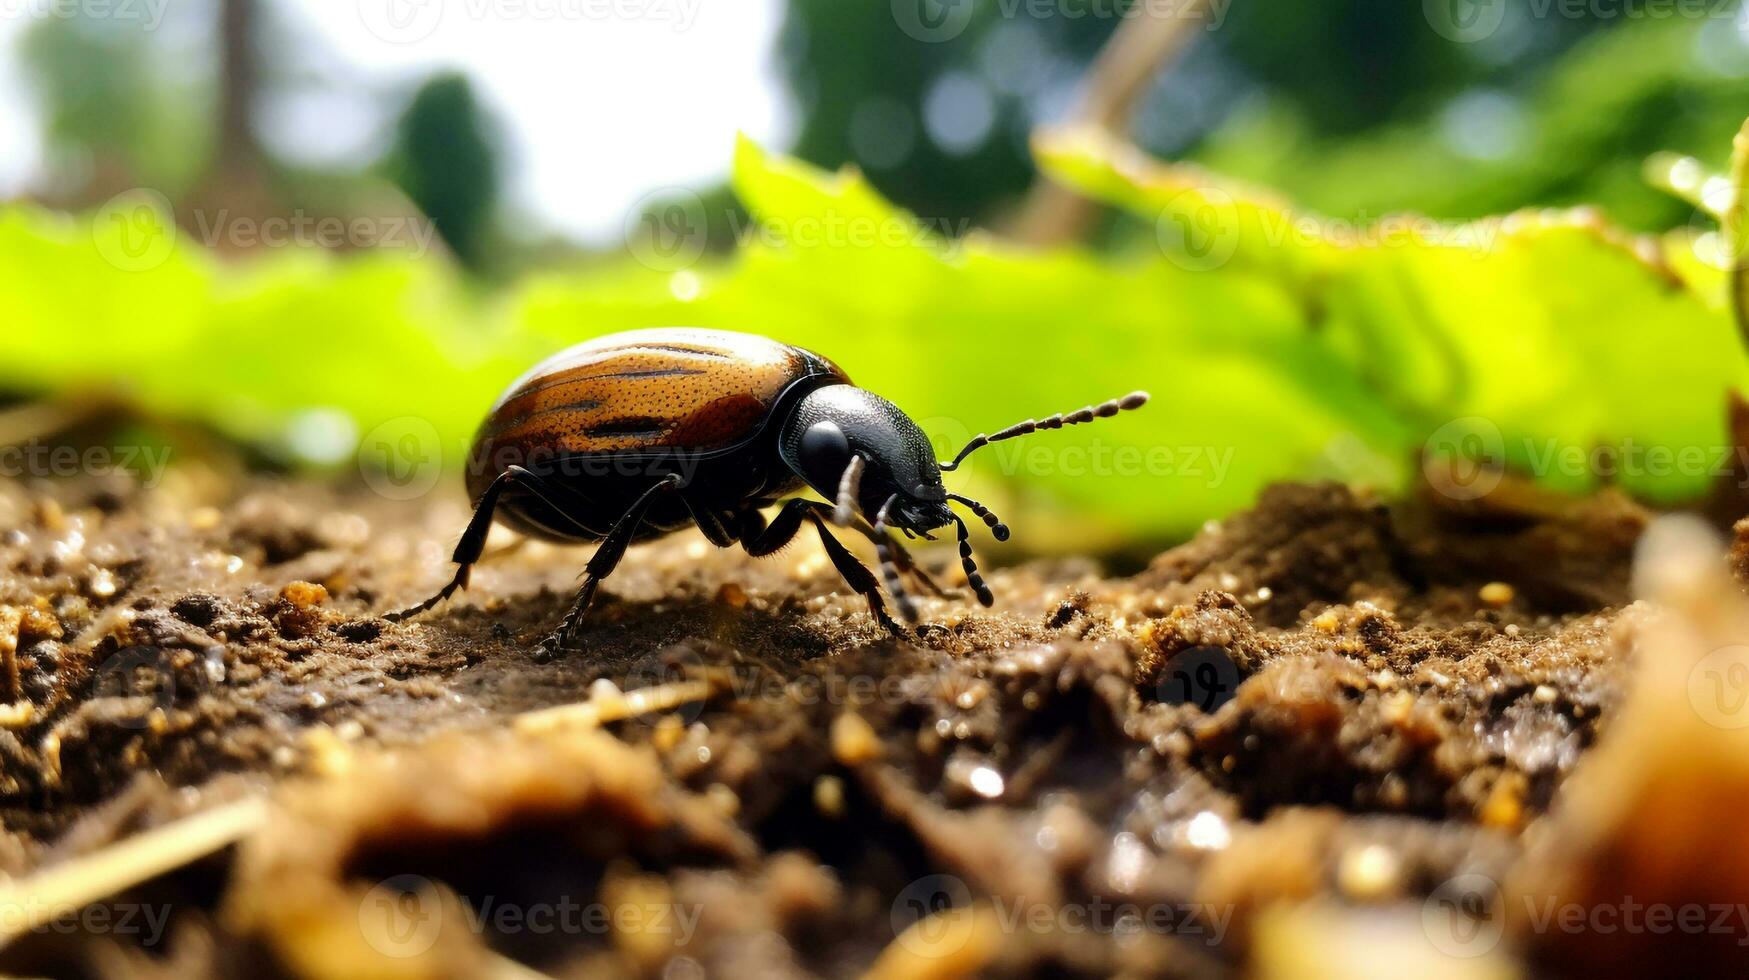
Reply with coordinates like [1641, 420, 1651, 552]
[513, 678, 718, 734]
[0, 679, 716, 953]
[0, 798, 268, 949]
[1009, 0, 1207, 246]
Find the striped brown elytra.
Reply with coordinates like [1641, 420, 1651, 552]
[387, 327, 1148, 651]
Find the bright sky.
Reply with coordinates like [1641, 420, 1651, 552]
[0, 0, 790, 242]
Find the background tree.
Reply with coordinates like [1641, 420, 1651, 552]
[385, 73, 504, 272]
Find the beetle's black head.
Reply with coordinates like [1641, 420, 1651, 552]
[779, 380, 1148, 619]
[780, 385, 954, 533]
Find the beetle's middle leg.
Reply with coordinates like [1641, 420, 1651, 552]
[539, 473, 685, 653]
[681, 501, 739, 548]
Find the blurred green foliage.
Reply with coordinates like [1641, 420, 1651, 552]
[777, 0, 1101, 224]
[775, 0, 1633, 227]
[1201, 15, 1749, 230]
[5, 121, 1747, 548]
[1042, 127, 1747, 505]
[20, 11, 212, 196]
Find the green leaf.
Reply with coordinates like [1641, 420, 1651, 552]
[1040, 128, 1749, 502]
[8, 126, 1749, 548]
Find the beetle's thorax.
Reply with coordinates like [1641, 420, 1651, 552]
[779, 384, 951, 532]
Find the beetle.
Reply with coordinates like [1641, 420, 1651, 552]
[386, 327, 1147, 650]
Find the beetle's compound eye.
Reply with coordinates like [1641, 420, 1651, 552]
[799, 420, 852, 469]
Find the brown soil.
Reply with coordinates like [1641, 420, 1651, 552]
[0, 470, 1739, 978]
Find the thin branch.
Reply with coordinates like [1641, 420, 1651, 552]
[0, 798, 268, 950]
[1009, 0, 1208, 246]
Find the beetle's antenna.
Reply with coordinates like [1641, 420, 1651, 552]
[939, 391, 1149, 471]
[834, 455, 865, 526]
[946, 493, 1010, 541]
[872, 495, 919, 622]
[949, 514, 995, 607]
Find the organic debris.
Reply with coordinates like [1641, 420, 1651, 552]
[0, 474, 1735, 977]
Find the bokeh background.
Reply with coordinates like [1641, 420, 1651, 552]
[6, 0, 1749, 553]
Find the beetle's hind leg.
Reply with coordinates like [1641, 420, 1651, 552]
[537, 474, 684, 656]
[386, 465, 588, 623]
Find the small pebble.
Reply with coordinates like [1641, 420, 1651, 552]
[966, 764, 1005, 800]
[88, 569, 118, 599]
[1338, 843, 1402, 901]
[652, 714, 685, 752]
[279, 581, 328, 609]
[1183, 811, 1231, 851]
[1479, 581, 1515, 607]
[705, 783, 739, 817]
[813, 775, 845, 818]
[588, 678, 625, 706]
[832, 712, 881, 765]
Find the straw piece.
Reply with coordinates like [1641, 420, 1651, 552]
[0, 797, 268, 949]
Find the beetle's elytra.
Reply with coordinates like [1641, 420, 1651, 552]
[387, 327, 1148, 650]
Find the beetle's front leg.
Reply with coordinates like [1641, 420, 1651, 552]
[739, 501, 907, 636]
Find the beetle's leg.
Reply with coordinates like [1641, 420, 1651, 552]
[386, 465, 594, 622]
[680, 499, 739, 548]
[738, 499, 822, 557]
[887, 539, 956, 599]
[737, 502, 905, 635]
[807, 514, 906, 636]
[871, 496, 919, 624]
[840, 520, 954, 599]
[539, 474, 684, 654]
